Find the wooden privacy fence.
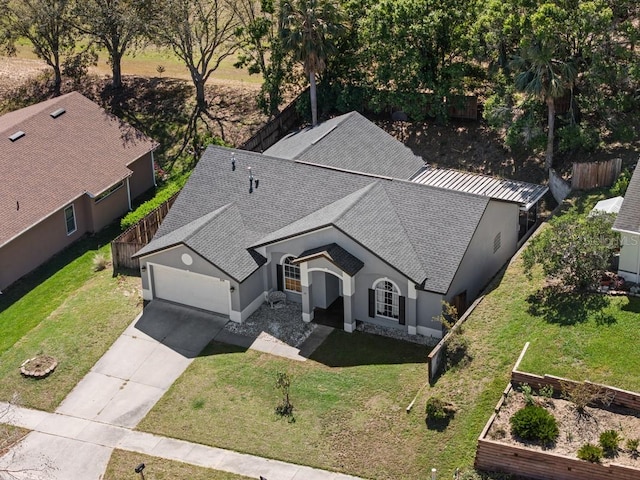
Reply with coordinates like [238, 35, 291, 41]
[571, 157, 622, 190]
[240, 88, 309, 153]
[111, 193, 178, 271]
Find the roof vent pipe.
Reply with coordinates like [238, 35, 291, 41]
[9, 131, 25, 142]
[249, 167, 254, 193]
[231, 152, 236, 171]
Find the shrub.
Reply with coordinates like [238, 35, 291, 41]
[274, 371, 294, 421]
[510, 405, 559, 445]
[443, 333, 471, 370]
[557, 124, 599, 153]
[425, 396, 455, 421]
[519, 383, 535, 406]
[538, 385, 554, 400]
[611, 169, 632, 197]
[599, 429, 621, 456]
[92, 252, 108, 272]
[560, 381, 615, 414]
[577, 443, 603, 463]
[626, 438, 639, 455]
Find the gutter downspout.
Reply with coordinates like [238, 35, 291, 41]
[126, 177, 132, 211]
[151, 151, 157, 187]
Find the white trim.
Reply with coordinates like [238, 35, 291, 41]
[233, 290, 267, 323]
[407, 325, 417, 335]
[139, 243, 188, 260]
[343, 272, 354, 296]
[142, 288, 152, 301]
[255, 226, 333, 251]
[64, 204, 77, 235]
[302, 311, 314, 323]
[344, 321, 356, 333]
[282, 255, 302, 293]
[307, 266, 342, 278]
[372, 277, 401, 321]
[417, 325, 443, 338]
[300, 262, 310, 288]
[408, 280, 417, 300]
[613, 227, 640, 235]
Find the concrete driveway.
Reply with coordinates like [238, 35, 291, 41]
[57, 300, 228, 428]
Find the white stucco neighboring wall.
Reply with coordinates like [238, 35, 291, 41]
[618, 232, 640, 282]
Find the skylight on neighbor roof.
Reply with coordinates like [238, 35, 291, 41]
[50, 108, 66, 119]
[9, 131, 25, 142]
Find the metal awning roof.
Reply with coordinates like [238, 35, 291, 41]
[410, 166, 548, 211]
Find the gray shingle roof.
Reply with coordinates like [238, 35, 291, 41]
[137, 146, 489, 293]
[263, 112, 425, 179]
[613, 166, 640, 233]
[294, 243, 364, 276]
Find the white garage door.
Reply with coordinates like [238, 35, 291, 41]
[151, 264, 230, 315]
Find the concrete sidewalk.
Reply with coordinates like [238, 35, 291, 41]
[0, 403, 363, 480]
[0, 301, 342, 479]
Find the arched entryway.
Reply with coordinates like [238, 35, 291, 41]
[291, 243, 362, 332]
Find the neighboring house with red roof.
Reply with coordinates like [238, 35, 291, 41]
[0, 92, 158, 292]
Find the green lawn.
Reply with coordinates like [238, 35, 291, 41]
[0, 230, 142, 411]
[137, 197, 640, 479]
[103, 450, 251, 480]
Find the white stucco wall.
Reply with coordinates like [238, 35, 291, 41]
[618, 233, 640, 282]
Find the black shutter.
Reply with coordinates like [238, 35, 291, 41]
[368, 288, 375, 317]
[276, 264, 283, 291]
[399, 296, 406, 325]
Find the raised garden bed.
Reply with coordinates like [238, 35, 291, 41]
[475, 344, 640, 480]
[20, 355, 57, 379]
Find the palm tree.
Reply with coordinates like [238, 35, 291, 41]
[511, 40, 578, 171]
[280, 0, 346, 126]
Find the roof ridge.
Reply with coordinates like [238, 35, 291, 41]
[331, 181, 380, 224]
[182, 203, 236, 242]
[292, 112, 353, 158]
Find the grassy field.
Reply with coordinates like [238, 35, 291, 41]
[136, 194, 639, 479]
[103, 450, 251, 480]
[0, 231, 142, 411]
[11, 41, 261, 85]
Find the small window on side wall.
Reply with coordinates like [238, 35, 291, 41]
[493, 231, 501, 254]
[64, 205, 77, 235]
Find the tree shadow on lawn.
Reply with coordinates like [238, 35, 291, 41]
[309, 330, 429, 367]
[527, 286, 616, 326]
[621, 296, 640, 314]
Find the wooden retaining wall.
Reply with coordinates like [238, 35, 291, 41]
[476, 439, 640, 480]
[110, 193, 178, 271]
[474, 343, 640, 479]
[571, 157, 622, 190]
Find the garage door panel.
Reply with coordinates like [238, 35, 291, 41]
[152, 264, 229, 315]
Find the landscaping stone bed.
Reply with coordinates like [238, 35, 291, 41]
[224, 302, 316, 348]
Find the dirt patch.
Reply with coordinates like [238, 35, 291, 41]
[0, 56, 48, 97]
[488, 390, 640, 469]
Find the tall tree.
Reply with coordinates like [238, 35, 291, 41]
[280, 0, 346, 126]
[73, 0, 152, 89]
[510, 39, 578, 171]
[0, 0, 77, 95]
[234, 0, 293, 116]
[153, 0, 241, 116]
[358, 0, 478, 122]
